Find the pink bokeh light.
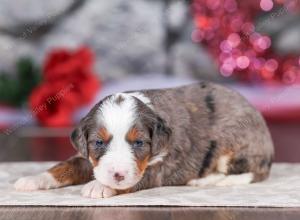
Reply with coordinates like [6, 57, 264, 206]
[236, 56, 250, 69]
[260, 0, 274, 11]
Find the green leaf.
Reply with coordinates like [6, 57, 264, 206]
[0, 57, 41, 107]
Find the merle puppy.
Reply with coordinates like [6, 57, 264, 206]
[15, 82, 274, 198]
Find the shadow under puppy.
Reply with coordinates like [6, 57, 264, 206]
[15, 82, 274, 198]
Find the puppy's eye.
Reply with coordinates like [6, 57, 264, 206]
[95, 140, 105, 148]
[133, 140, 144, 148]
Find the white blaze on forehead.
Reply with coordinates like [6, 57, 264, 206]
[99, 93, 137, 136]
[98, 92, 152, 134]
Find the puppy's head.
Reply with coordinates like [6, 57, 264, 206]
[71, 93, 171, 190]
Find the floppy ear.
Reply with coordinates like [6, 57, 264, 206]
[133, 97, 172, 157]
[151, 116, 172, 156]
[70, 124, 88, 158]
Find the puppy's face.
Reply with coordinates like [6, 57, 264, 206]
[71, 93, 171, 190]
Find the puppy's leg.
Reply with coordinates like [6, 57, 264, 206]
[187, 154, 254, 187]
[188, 153, 270, 187]
[14, 156, 93, 191]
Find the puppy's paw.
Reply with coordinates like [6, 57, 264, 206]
[14, 172, 59, 191]
[81, 180, 117, 199]
[215, 173, 254, 187]
[187, 174, 226, 187]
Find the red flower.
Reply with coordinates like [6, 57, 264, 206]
[30, 81, 76, 126]
[29, 46, 100, 127]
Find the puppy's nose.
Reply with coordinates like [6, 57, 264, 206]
[114, 172, 125, 182]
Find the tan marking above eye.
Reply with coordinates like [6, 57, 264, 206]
[136, 156, 149, 174]
[126, 127, 140, 142]
[98, 127, 112, 142]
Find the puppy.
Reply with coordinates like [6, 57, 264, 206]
[15, 82, 274, 198]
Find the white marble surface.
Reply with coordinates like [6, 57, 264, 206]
[0, 162, 300, 207]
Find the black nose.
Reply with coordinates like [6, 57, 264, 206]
[114, 172, 125, 182]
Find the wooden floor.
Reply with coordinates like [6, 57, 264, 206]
[0, 207, 300, 220]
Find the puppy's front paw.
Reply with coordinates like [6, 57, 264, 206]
[14, 172, 59, 191]
[81, 180, 117, 199]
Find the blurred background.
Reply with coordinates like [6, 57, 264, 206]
[0, 0, 299, 162]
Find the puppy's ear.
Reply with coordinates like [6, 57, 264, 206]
[133, 97, 171, 157]
[151, 116, 172, 156]
[70, 123, 88, 158]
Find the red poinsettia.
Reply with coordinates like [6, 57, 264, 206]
[29, 46, 100, 127]
[44, 47, 94, 82]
